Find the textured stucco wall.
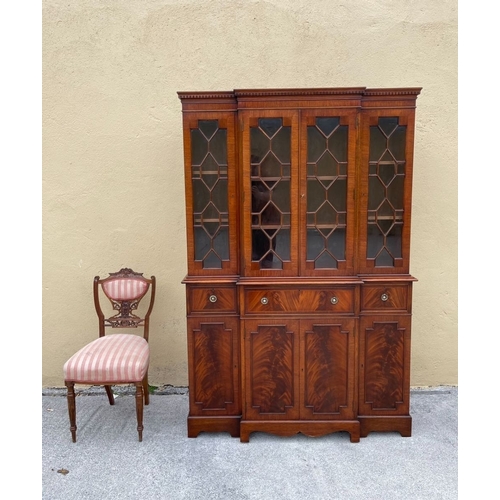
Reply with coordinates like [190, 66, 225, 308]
[42, 0, 458, 387]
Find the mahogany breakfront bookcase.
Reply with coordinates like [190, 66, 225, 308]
[178, 87, 421, 443]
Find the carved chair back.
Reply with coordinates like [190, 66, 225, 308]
[94, 268, 156, 341]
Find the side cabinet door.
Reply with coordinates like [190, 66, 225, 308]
[187, 317, 240, 416]
[359, 315, 411, 416]
[243, 319, 300, 420]
[300, 318, 356, 420]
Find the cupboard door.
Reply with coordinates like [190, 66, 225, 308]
[359, 315, 411, 416]
[301, 318, 356, 420]
[182, 113, 239, 275]
[243, 319, 300, 420]
[187, 317, 240, 416]
[358, 110, 417, 274]
[240, 110, 299, 276]
[300, 110, 357, 276]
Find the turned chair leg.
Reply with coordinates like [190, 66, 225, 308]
[135, 382, 144, 442]
[104, 385, 115, 405]
[142, 372, 150, 406]
[65, 382, 77, 443]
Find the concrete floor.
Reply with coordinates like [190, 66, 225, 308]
[42, 386, 457, 500]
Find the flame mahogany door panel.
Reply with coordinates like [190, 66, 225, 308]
[186, 316, 241, 437]
[243, 319, 301, 421]
[301, 318, 356, 421]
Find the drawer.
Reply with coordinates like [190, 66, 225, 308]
[244, 287, 355, 315]
[188, 286, 237, 313]
[361, 284, 409, 312]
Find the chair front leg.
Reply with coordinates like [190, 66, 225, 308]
[142, 371, 150, 406]
[104, 385, 115, 405]
[135, 382, 144, 442]
[65, 382, 77, 443]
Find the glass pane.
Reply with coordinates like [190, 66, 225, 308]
[272, 180, 290, 213]
[259, 118, 282, 138]
[275, 229, 290, 261]
[386, 224, 403, 259]
[250, 128, 269, 161]
[260, 153, 282, 178]
[375, 248, 393, 267]
[192, 179, 210, 213]
[369, 127, 385, 162]
[327, 228, 346, 258]
[203, 251, 222, 269]
[327, 178, 347, 211]
[191, 120, 229, 268]
[317, 153, 337, 177]
[387, 175, 404, 211]
[328, 125, 348, 162]
[316, 117, 339, 136]
[367, 224, 383, 259]
[307, 179, 324, 212]
[210, 129, 227, 165]
[273, 127, 291, 163]
[378, 117, 399, 136]
[213, 227, 229, 260]
[198, 120, 218, 139]
[316, 203, 336, 225]
[307, 228, 322, 260]
[315, 252, 337, 269]
[307, 127, 325, 163]
[389, 126, 406, 161]
[191, 129, 208, 166]
[211, 179, 228, 212]
[194, 227, 210, 261]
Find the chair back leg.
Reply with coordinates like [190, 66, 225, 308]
[135, 382, 144, 442]
[65, 382, 77, 442]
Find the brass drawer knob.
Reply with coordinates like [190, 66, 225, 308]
[381, 293, 389, 302]
[209, 294, 218, 303]
[261, 297, 269, 305]
[330, 296, 339, 305]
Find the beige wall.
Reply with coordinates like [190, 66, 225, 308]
[42, 0, 458, 388]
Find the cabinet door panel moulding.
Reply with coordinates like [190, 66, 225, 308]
[179, 87, 421, 442]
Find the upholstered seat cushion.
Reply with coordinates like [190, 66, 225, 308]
[64, 334, 149, 384]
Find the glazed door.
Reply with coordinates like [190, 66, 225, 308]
[299, 110, 357, 276]
[240, 110, 299, 276]
[358, 110, 417, 274]
[182, 113, 239, 276]
[301, 318, 356, 420]
[243, 319, 301, 420]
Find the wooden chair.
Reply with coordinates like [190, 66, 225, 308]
[63, 268, 156, 442]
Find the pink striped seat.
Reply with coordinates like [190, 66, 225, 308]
[64, 334, 149, 384]
[63, 268, 156, 443]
